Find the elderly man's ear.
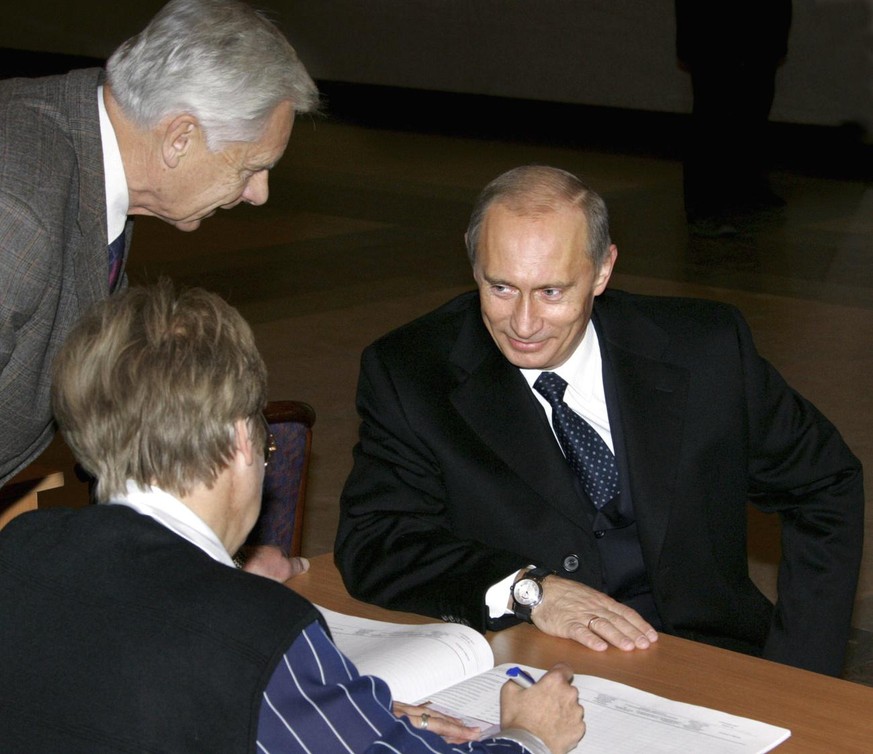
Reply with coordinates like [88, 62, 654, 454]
[161, 114, 200, 169]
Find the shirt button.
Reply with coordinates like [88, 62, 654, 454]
[562, 554, 580, 572]
[594, 530, 605, 539]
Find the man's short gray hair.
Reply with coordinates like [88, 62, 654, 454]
[107, 0, 318, 150]
[465, 165, 612, 267]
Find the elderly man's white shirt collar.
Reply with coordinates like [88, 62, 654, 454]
[109, 481, 235, 567]
[97, 84, 129, 243]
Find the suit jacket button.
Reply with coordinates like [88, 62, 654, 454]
[594, 530, 605, 539]
[562, 554, 579, 572]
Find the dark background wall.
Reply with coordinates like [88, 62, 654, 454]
[2, 0, 871, 136]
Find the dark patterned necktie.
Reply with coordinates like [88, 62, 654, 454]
[108, 231, 125, 291]
[534, 371, 620, 509]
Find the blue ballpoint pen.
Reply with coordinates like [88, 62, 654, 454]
[506, 666, 536, 688]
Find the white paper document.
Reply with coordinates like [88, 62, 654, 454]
[427, 664, 790, 754]
[318, 605, 494, 702]
[317, 605, 791, 754]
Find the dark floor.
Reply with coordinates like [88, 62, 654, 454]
[7, 50, 872, 686]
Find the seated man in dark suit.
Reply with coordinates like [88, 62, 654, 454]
[0, 281, 585, 754]
[336, 165, 864, 677]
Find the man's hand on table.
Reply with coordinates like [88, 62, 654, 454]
[241, 544, 309, 582]
[533, 575, 658, 652]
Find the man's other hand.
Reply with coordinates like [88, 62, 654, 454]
[533, 575, 658, 651]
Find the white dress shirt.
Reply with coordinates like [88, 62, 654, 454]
[520, 320, 614, 452]
[97, 84, 129, 243]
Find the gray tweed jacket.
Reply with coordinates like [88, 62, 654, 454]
[0, 67, 131, 486]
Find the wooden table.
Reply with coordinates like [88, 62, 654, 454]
[0, 464, 65, 530]
[290, 553, 873, 753]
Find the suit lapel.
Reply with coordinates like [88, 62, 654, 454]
[448, 298, 592, 528]
[595, 294, 689, 571]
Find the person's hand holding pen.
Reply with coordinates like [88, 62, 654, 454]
[501, 663, 586, 754]
[505, 665, 538, 688]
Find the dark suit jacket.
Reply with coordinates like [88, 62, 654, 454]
[336, 289, 864, 676]
[0, 68, 132, 486]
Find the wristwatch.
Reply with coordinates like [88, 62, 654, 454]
[510, 566, 554, 623]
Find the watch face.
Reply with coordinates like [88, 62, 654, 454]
[513, 578, 541, 606]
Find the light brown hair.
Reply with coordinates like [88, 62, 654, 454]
[51, 280, 267, 502]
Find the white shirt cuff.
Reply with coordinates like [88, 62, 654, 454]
[485, 567, 531, 619]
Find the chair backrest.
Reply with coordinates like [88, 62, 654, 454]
[245, 400, 315, 557]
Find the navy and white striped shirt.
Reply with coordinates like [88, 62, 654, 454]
[257, 621, 541, 753]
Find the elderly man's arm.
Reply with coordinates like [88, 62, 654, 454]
[0, 193, 57, 486]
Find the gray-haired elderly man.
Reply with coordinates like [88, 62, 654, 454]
[0, 0, 317, 502]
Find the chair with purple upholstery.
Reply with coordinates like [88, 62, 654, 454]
[245, 400, 315, 557]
